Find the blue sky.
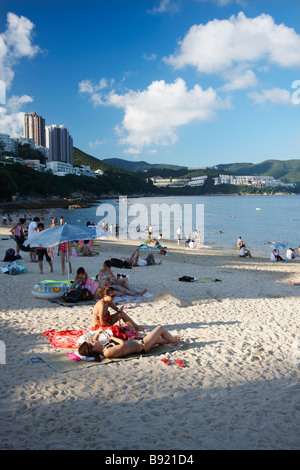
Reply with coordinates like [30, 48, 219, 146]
[0, 0, 299, 168]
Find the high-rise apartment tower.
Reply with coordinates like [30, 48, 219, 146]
[24, 112, 46, 147]
[45, 125, 73, 164]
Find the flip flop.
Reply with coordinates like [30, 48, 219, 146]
[161, 358, 171, 365]
[175, 358, 186, 368]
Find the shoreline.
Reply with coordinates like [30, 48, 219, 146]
[1, 191, 299, 212]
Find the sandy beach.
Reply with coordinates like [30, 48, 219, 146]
[0, 225, 299, 450]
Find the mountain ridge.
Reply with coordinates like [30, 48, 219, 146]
[73, 148, 300, 183]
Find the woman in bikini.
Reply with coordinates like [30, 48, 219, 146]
[78, 324, 184, 361]
[90, 286, 146, 332]
[97, 260, 147, 296]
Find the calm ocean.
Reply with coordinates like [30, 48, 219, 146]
[45, 195, 300, 255]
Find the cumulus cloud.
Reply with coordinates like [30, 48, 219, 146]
[0, 13, 40, 136]
[97, 78, 231, 150]
[222, 68, 258, 91]
[0, 94, 33, 137]
[79, 78, 114, 106]
[248, 88, 293, 105]
[163, 12, 300, 73]
[0, 12, 40, 89]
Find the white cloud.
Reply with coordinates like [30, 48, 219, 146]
[143, 53, 158, 61]
[163, 12, 300, 73]
[0, 12, 40, 89]
[222, 68, 258, 91]
[196, 0, 246, 6]
[0, 94, 33, 137]
[248, 88, 292, 105]
[88, 139, 106, 149]
[100, 78, 231, 150]
[79, 78, 114, 106]
[148, 0, 180, 15]
[0, 13, 40, 137]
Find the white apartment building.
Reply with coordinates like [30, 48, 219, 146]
[46, 160, 74, 176]
[213, 174, 293, 187]
[45, 124, 73, 165]
[187, 175, 208, 187]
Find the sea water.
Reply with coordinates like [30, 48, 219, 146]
[47, 195, 300, 255]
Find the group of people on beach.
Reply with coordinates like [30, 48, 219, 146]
[10, 216, 101, 274]
[70, 252, 178, 362]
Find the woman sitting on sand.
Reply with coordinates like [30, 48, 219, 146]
[78, 324, 184, 361]
[71, 267, 101, 299]
[90, 286, 146, 332]
[239, 244, 252, 258]
[270, 249, 284, 261]
[75, 240, 98, 257]
[97, 260, 147, 296]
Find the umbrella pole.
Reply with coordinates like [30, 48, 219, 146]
[67, 248, 70, 289]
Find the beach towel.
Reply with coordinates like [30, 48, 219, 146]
[43, 324, 141, 349]
[30, 344, 177, 373]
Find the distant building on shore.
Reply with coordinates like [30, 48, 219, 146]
[213, 174, 296, 188]
[45, 124, 73, 165]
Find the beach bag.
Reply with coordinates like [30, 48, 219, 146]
[80, 288, 94, 301]
[110, 258, 125, 268]
[179, 276, 195, 282]
[63, 286, 83, 303]
[3, 248, 22, 262]
[1, 260, 27, 275]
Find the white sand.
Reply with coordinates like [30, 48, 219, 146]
[0, 226, 299, 450]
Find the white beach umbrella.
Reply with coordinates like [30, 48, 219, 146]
[24, 224, 106, 286]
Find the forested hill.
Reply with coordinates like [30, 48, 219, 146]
[101, 157, 187, 173]
[74, 148, 300, 184]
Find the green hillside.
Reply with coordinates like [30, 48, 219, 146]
[102, 157, 187, 172]
[73, 148, 129, 174]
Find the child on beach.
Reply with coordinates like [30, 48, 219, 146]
[36, 223, 54, 274]
[71, 267, 101, 299]
[58, 241, 72, 275]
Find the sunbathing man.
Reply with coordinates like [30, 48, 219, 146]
[122, 247, 162, 267]
[78, 324, 184, 361]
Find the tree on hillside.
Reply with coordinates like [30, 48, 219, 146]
[17, 143, 46, 164]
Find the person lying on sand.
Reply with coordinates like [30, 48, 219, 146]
[78, 324, 184, 361]
[288, 280, 300, 286]
[122, 247, 162, 267]
[97, 260, 147, 296]
[91, 286, 146, 331]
